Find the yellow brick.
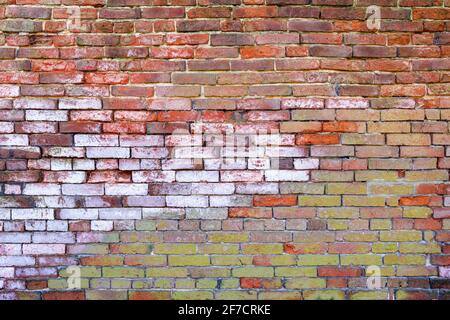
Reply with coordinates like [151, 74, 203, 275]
[403, 207, 432, 218]
[175, 279, 195, 289]
[350, 291, 389, 300]
[154, 279, 172, 288]
[327, 220, 349, 230]
[285, 278, 326, 289]
[220, 279, 240, 289]
[404, 170, 448, 181]
[372, 243, 397, 253]
[298, 255, 339, 266]
[258, 292, 302, 300]
[242, 244, 283, 254]
[154, 244, 196, 254]
[111, 279, 131, 289]
[399, 243, 441, 254]
[261, 255, 297, 266]
[327, 183, 367, 195]
[379, 231, 422, 242]
[216, 291, 258, 300]
[196, 279, 218, 289]
[173, 291, 213, 300]
[198, 244, 239, 254]
[370, 219, 392, 230]
[168, 256, 210, 266]
[298, 196, 341, 206]
[341, 254, 382, 266]
[275, 267, 317, 277]
[303, 290, 345, 300]
[355, 171, 398, 182]
[343, 196, 385, 207]
[384, 255, 426, 265]
[343, 232, 378, 242]
[211, 255, 252, 266]
[103, 267, 144, 278]
[208, 232, 249, 243]
[396, 266, 437, 277]
[146, 267, 188, 278]
[232, 267, 274, 277]
[369, 184, 414, 195]
[318, 208, 359, 219]
[444, 219, 450, 229]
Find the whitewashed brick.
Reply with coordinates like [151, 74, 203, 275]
[186, 208, 228, 220]
[0, 267, 15, 278]
[73, 159, 95, 170]
[14, 98, 57, 109]
[23, 183, 61, 195]
[58, 209, 99, 220]
[132, 147, 169, 159]
[132, 171, 175, 183]
[235, 183, 279, 194]
[74, 134, 118, 146]
[91, 220, 113, 231]
[0, 85, 19, 97]
[0, 233, 31, 243]
[294, 158, 320, 170]
[0, 209, 11, 219]
[50, 159, 72, 171]
[125, 196, 165, 207]
[99, 208, 142, 220]
[32, 232, 75, 244]
[23, 244, 65, 255]
[166, 196, 208, 208]
[46, 221, 68, 231]
[265, 170, 309, 181]
[87, 147, 130, 158]
[120, 135, 164, 147]
[142, 208, 185, 219]
[0, 122, 14, 133]
[210, 195, 252, 207]
[0, 256, 35, 266]
[59, 98, 102, 109]
[191, 183, 235, 195]
[25, 110, 68, 121]
[47, 147, 85, 158]
[12, 209, 54, 220]
[248, 158, 271, 169]
[105, 183, 148, 196]
[326, 98, 369, 109]
[176, 171, 219, 182]
[33, 196, 76, 208]
[0, 134, 28, 146]
[0, 244, 22, 255]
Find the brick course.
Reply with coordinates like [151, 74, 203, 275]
[0, 0, 449, 300]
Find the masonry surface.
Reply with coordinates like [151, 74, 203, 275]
[0, 0, 449, 300]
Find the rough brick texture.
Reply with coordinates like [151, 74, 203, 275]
[0, 0, 449, 300]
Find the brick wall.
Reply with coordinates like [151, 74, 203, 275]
[0, 0, 449, 300]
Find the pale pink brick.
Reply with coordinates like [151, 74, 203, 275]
[266, 147, 307, 157]
[0, 122, 14, 133]
[0, 268, 15, 278]
[248, 158, 271, 169]
[162, 159, 197, 170]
